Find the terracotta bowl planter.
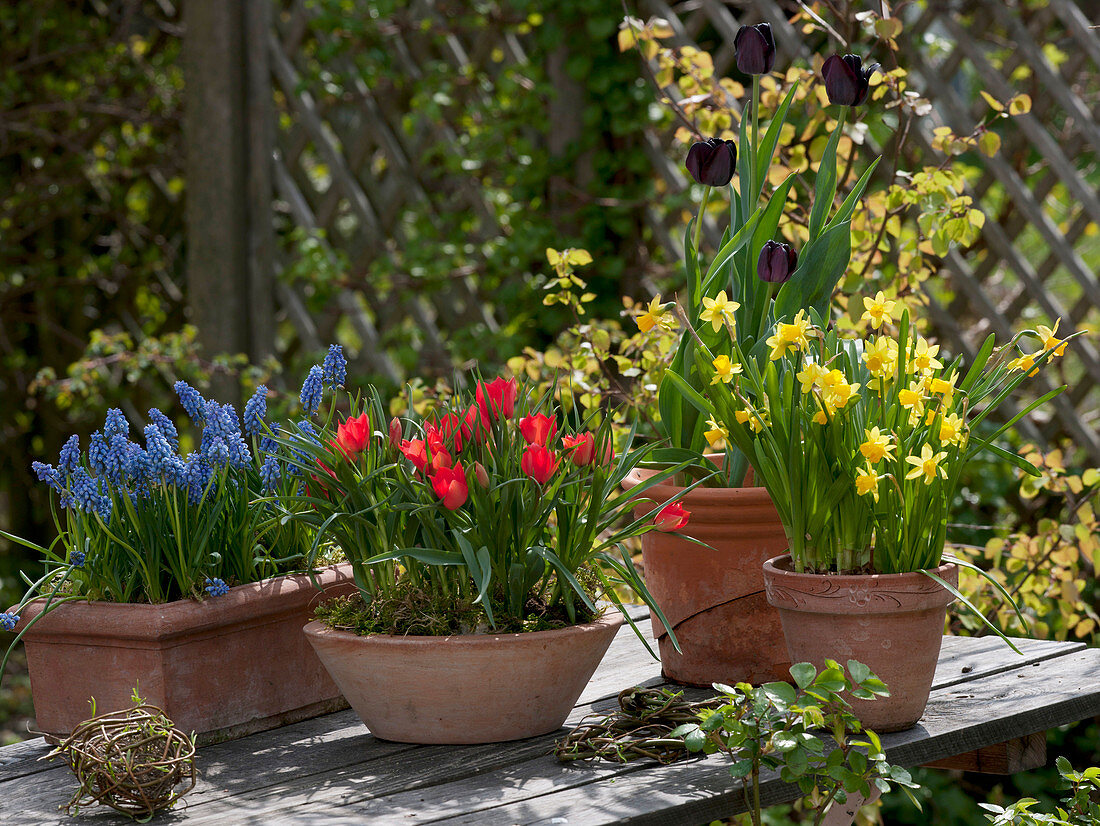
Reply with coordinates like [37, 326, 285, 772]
[622, 464, 790, 687]
[304, 611, 623, 744]
[12, 564, 355, 744]
[762, 554, 958, 733]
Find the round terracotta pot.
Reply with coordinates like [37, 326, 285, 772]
[303, 611, 623, 744]
[622, 463, 791, 687]
[762, 554, 958, 733]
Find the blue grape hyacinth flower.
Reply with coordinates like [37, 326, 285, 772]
[300, 366, 324, 416]
[174, 381, 207, 425]
[243, 386, 268, 437]
[1, 612, 19, 632]
[58, 435, 81, 475]
[148, 409, 180, 452]
[322, 344, 347, 388]
[204, 578, 230, 597]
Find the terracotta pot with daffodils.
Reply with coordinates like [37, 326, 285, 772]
[624, 27, 883, 686]
[676, 305, 1078, 731]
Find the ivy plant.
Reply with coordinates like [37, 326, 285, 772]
[672, 660, 919, 826]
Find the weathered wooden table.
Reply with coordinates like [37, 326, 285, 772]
[3, 609, 1099, 825]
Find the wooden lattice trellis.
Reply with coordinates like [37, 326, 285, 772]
[269, 0, 506, 385]
[263, 0, 1100, 460]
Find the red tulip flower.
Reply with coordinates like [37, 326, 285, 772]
[562, 433, 595, 466]
[431, 463, 469, 510]
[476, 377, 517, 425]
[436, 412, 471, 453]
[521, 444, 559, 485]
[653, 502, 690, 532]
[388, 417, 403, 450]
[336, 413, 371, 455]
[519, 413, 557, 447]
[431, 447, 453, 472]
[400, 439, 429, 473]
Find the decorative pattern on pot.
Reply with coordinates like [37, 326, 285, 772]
[624, 464, 791, 687]
[763, 555, 958, 733]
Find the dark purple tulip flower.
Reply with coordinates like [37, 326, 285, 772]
[821, 54, 879, 107]
[757, 240, 798, 284]
[734, 23, 776, 76]
[685, 138, 737, 187]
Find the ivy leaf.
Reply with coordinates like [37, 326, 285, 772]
[790, 663, 817, 689]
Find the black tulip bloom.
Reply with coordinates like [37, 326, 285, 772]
[821, 54, 879, 107]
[757, 240, 798, 284]
[685, 139, 737, 187]
[734, 23, 776, 76]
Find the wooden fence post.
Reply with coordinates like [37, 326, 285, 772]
[183, 0, 274, 400]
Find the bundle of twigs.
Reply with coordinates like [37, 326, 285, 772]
[42, 702, 196, 821]
[554, 685, 723, 764]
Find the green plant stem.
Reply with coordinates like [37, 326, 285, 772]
[751, 74, 760, 196]
[751, 756, 762, 825]
[694, 186, 712, 258]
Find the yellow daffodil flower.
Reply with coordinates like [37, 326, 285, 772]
[911, 338, 944, 373]
[766, 310, 812, 360]
[734, 408, 766, 433]
[898, 381, 925, 412]
[1036, 319, 1068, 358]
[824, 379, 860, 410]
[863, 336, 897, 378]
[905, 444, 948, 485]
[855, 465, 881, 501]
[637, 294, 673, 333]
[710, 354, 743, 385]
[812, 409, 829, 425]
[859, 427, 895, 464]
[861, 291, 896, 330]
[938, 412, 967, 447]
[796, 362, 829, 394]
[928, 373, 956, 396]
[700, 290, 740, 334]
[704, 418, 728, 448]
[1008, 352, 1039, 377]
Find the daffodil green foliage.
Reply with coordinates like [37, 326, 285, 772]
[677, 309, 1078, 579]
[656, 72, 880, 478]
[671, 660, 918, 826]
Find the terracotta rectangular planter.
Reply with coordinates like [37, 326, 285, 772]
[13, 564, 355, 744]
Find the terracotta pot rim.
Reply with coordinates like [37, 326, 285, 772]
[12, 564, 354, 640]
[303, 609, 624, 646]
[622, 466, 773, 509]
[763, 553, 957, 581]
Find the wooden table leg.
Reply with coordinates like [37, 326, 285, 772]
[923, 732, 1047, 774]
[821, 786, 882, 826]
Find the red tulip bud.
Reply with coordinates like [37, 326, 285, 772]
[388, 417, 402, 450]
[473, 461, 490, 488]
[654, 502, 690, 532]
